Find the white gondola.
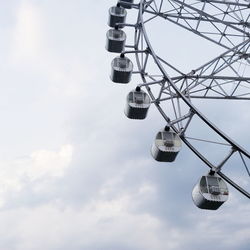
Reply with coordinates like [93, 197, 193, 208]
[151, 127, 182, 162]
[120, 0, 134, 9]
[106, 28, 126, 53]
[124, 87, 151, 119]
[110, 55, 133, 83]
[192, 173, 229, 210]
[108, 5, 127, 28]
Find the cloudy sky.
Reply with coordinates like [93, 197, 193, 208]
[0, 0, 249, 249]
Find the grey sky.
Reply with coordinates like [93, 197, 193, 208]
[0, 0, 249, 250]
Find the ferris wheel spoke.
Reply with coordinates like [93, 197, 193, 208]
[192, 39, 250, 75]
[179, 39, 250, 97]
[166, 0, 182, 14]
[189, 83, 228, 97]
[143, 13, 159, 24]
[140, 0, 249, 49]
[185, 136, 231, 146]
[155, 55, 185, 75]
[171, 0, 249, 33]
[158, 0, 164, 12]
[239, 152, 250, 177]
[144, 1, 158, 12]
[186, 77, 250, 99]
[230, 2, 245, 21]
[199, 0, 250, 8]
[153, 0, 160, 12]
[182, 76, 250, 99]
[188, 95, 250, 100]
[185, 79, 250, 99]
[135, 10, 250, 99]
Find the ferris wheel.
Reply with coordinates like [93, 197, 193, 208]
[106, 0, 250, 210]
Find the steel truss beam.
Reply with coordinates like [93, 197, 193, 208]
[133, 0, 250, 49]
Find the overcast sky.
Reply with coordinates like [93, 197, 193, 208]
[0, 0, 249, 249]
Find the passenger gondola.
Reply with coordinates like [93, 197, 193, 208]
[108, 4, 127, 28]
[106, 27, 126, 53]
[124, 87, 151, 119]
[151, 126, 182, 162]
[110, 55, 133, 83]
[192, 173, 229, 210]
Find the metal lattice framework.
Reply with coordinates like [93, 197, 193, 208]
[116, 0, 250, 198]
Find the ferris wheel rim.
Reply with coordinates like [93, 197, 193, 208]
[134, 0, 250, 198]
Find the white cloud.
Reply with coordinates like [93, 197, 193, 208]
[10, 1, 44, 62]
[0, 191, 180, 250]
[0, 144, 73, 208]
[27, 144, 73, 180]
